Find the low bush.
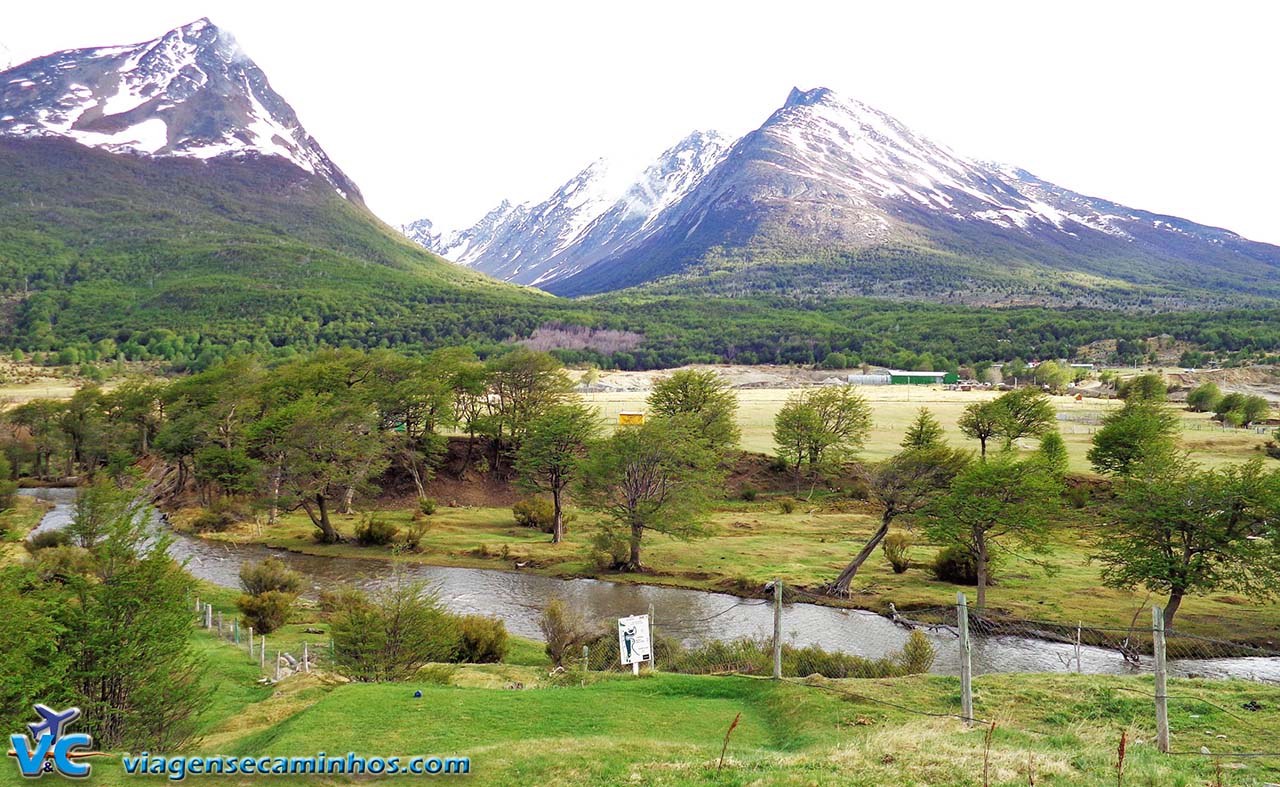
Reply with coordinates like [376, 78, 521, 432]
[403, 520, 429, 552]
[457, 614, 509, 663]
[236, 590, 294, 634]
[330, 580, 461, 682]
[585, 529, 629, 571]
[1266, 437, 1280, 461]
[540, 599, 592, 665]
[26, 529, 70, 551]
[355, 515, 399, 546]
[418, 498, 437, 516]
[191, 510, 234, 533]
[778, 498, 796, 514]
[882, 531, 912, 574]
[738, 486, 758, 502]
[239, 557, 303, 596]
[930, 545, 986, 585]
[512, 497, 554, 533]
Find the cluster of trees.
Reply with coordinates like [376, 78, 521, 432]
[1087, 393, 1280, 626]
[1186, 382, 1271, 427]
[0, 481, 204, 749]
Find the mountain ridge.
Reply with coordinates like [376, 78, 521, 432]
[408, 86, 1280, 307]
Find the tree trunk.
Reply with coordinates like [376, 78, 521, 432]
[268, 466, 282, 525]
[1163, 590, 1184, 630]
[341, 484, 356, 515]
[625, 521, 644, 572]
[303, 495, 338, 543]
[829, 511, 894, 594]
[975, 531, 989, 610]
[551, 487, 564, 544]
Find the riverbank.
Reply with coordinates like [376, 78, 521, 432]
[174, 494, 1280, 648]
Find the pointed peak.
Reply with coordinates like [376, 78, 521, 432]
[784, 86, 835, 109]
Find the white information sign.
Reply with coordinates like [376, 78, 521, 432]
[617, 614, 652, 667]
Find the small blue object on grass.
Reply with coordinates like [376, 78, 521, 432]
[414, 690, 422, 699]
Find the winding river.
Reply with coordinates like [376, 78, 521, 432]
[20, 487, 1280, 682]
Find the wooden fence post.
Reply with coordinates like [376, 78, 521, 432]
[958, 592, 974, 726]
[772, 580, 783, 680]
[248, 626, 254, 658]
[303, 642, 310, 673]
[1152, 605, 1170, 753]
[260, 636, 266, 669]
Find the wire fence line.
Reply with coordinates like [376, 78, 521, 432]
[192, 596, 331, 681]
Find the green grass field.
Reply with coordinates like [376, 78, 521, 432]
[5, 623, 1275, 787]
[584, 386, 1275, 470]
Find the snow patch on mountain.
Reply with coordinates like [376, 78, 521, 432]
[0, 18, 360, 200]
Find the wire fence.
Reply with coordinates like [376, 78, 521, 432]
[193, 596, 331, 680]
[545, 583, 1280, 765]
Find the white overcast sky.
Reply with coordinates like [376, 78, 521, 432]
[5, 1, 1279, 243]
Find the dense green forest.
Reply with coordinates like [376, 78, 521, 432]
[5, 139, 1280, 373]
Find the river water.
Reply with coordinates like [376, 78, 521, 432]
[19, 487, 1280, 682]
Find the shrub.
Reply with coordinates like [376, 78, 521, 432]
[403, 520, 430, 552]
[1065, 484, 1091, 509]
[239, 557, 303, 596]
[190, 510, 234, 533]
[0, 455, 15, 512]
[330, 580, 461, 682]
[540, 599, 591, 665]
[930, 545, 982, 585]
[882, 531, 912, 574]
[898, 630, 936, 674]
[739, 486, 758, 502]
[236, 590, 294, 634]
[585, 529, 629, 571]
[1186, 382, 1223, 413]
[26, 529, 70, 551]
[32, 544, 94, 580]
[1267, 437, 1280, 460]
[512, 497, 554, 533]
[418, 498, 437, 516]
[355, 515, 399, 546]
[456, 615, 509, 663]
[778, 498, 796, 514]
[844, 477, 871, 501]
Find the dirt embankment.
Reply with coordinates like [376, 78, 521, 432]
[1167, 365, 1280, 404]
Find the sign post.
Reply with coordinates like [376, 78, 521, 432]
[617, 614, 652, 675]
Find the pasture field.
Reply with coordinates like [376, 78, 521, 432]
[584, 386, 1274, 470]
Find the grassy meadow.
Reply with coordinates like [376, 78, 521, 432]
[584, 385, 1275, 470]
[4, 619, 1274, 787]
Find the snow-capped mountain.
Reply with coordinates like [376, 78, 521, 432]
[407, 131, 728, 287]
[542, 87, 1280, 303]
[0, 18, 361, 200]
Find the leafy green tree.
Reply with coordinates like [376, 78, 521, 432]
[773, 387, 871, 491]
[1097, 457, 1280, 628]
[514, 402, 601, 543]
[274, 394, 389, 543]
[901, 407, 945, 449]
[829, 445, 971, 594]
[1088, 401, 1179, 477]
[0, 565, 69, 732]
[1118, 373, 1168, 403]
[576, 417, 721, 571]
[485, 347, 573, 462]
[58, 386, 107, 475]
[1033, 361, 1070, 393]
[5, 399, 64, 479]
[57, 491, 207, 749]
[1037, 430, 1070, 478]
[0, 454, 15, 512]
[958, 388, 1054, 458]
[647, 369, 741, 456]
[1002, 359, 1029, 386]
[1185, 382, 1223, 413]
[330, 576, 461, 681]
[923, 453, 1061, 608]
[100, 378, 164, 455]
[993, 388, 1056, 450]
